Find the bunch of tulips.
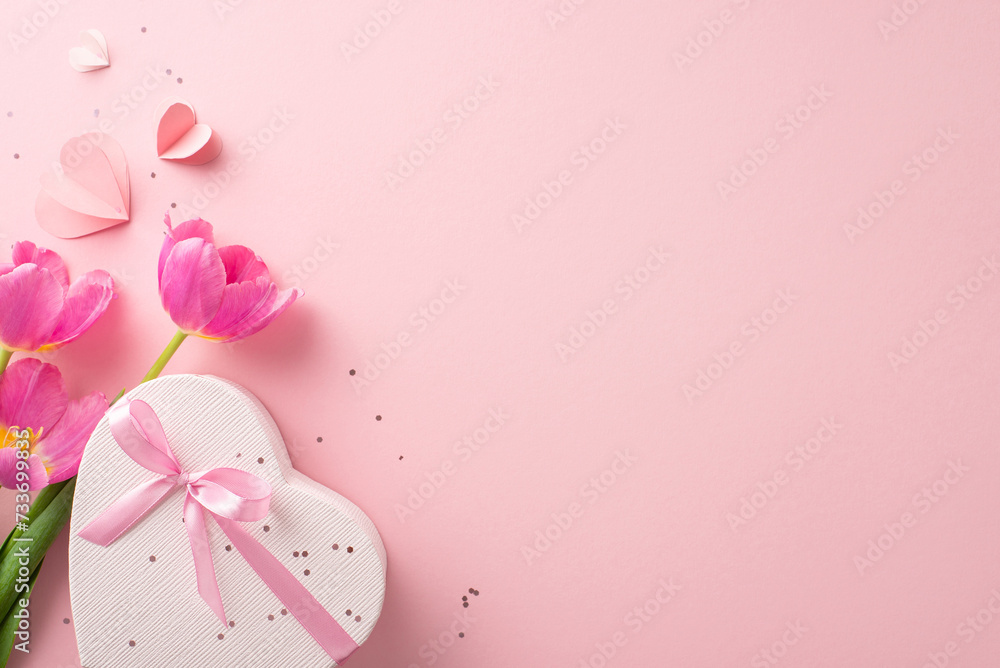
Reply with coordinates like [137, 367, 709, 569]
[0, 215, 301, 662]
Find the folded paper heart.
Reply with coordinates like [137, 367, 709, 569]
[69, 29, 110, 72]
[35, 133, 130, 239]
[69, 376, 387, 668]
[155, 97, 223, 165]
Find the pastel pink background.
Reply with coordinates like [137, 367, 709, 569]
[2, 0, 999, 666]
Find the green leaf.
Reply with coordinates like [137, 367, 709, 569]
[0, 557, 43, 668]
[0, 478, 75, 629]
[0, 479, 70, 565]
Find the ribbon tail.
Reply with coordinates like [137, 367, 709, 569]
[215, 516, 359, 664]
[78, 477, 177, 546]
[185, 494, 227, 627]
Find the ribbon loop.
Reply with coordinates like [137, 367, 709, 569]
[78, 399, 359, 664]
[110, 400, 182, 476]
[188, 468, 271, 522]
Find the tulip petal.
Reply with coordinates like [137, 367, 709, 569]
[218, 245, 270, 285]
[12, 241, 70, 291]
[0, 265, 64, 352]
[0, 358, 68, 435]
[160, 237, 226, 332]
[202, 279, 302, 342]
[0, 448, 49, 490]
[159, 214, 215, 288]
[36, 391, 107, 484]
[200, 277, 275, 340]
[233, 286, 302, 342]
[44, 270, 115, 349]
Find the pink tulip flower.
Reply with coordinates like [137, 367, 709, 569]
[0, 242, 114, 352]
[0, 358, 107, 490]
[158, 215, 302, 342]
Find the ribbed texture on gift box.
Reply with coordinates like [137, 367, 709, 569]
[68, 375, 387, 668]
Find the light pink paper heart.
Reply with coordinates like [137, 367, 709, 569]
[68, 29, 109, 72]
[155, 97, 223, 165]
[35, 133, 130, 239]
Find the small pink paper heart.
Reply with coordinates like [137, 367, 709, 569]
[69, 29, 109, 72]
[155, 97, 223, 165]
[35, 133, 130, 239]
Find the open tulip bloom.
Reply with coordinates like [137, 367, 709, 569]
[0, 242, 114, 363]
[159, 215, 303, 343]
[143, 215, 303, 381]
[0, 358, 107, 490]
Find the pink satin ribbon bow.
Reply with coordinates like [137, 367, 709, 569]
[78, 399, 359, 663]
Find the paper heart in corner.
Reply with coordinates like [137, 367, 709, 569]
[69, 375, 387, 668]
[155, 97, 223, 165]
[69, 29, 110, 72]
[35, 133, 130, 239]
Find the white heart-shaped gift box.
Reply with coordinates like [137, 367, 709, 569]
[68, 375, 387, 668]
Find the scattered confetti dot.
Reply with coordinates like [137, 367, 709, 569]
[474, 589, 480, 596]
[141, 27, 146, 33]
[218, 633, 224, 640]
[129, 640, 136, 647]
[332, 544, 339, 550]
[281, 609, 287, 616]
[149, 556, 156, 562]
[355, 615, 361, 622]
[375, 415, 382, 421]
[93, 109, 100, 117]
[177, 77, 183, 84]
[225, 545, 232, 552]
[171, 202, 177, 208]
[317, 437, 323, 443]
[268, 614, 274, 621]
[13, 154, 19, 159]
[346, 546, 354, 553]
[228, 621, 235, 628]
[462, 596, 468, 601]
[166, 69, 172, 75]
[399, 455, 404, 460]
[346, 610, 352, 616]
[6, 111, 12, 117]
[302, 550, 308, 557]
[469, 588, 475, 594]
[459, 632, 465, 638]
[293, 551, 300, 557]
[349, 369, 356, 376]
[258, 457, 264, 464]
[63, 618, 70, 624]
[263, 525, 270, 532]
[304, 569, 310, 576]
[150, 172, 156, 178]
[463, 602, 469, 608]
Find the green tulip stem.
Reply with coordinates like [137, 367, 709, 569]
[142, 330, 188, 384]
